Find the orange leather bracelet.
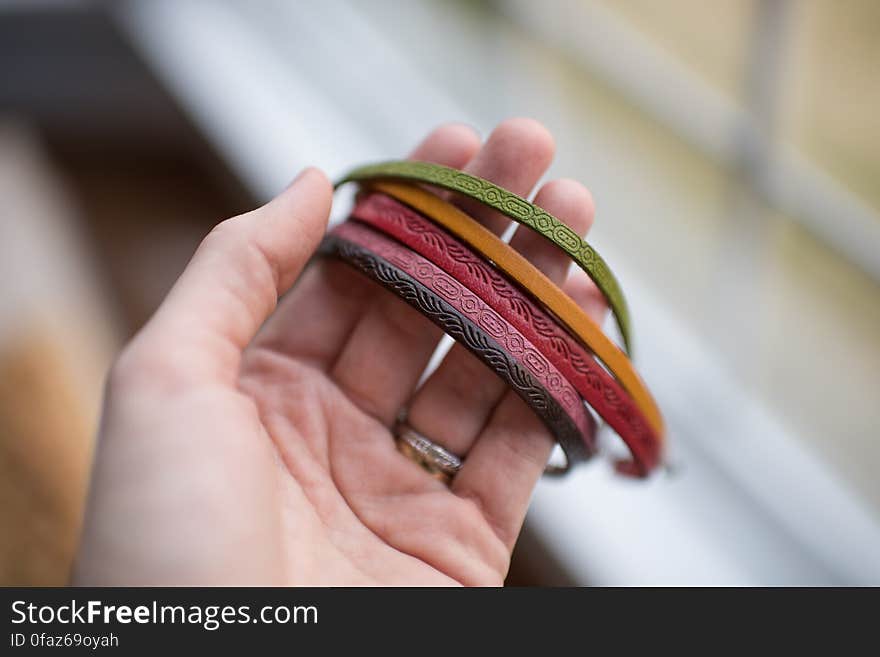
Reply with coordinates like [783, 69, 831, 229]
[366, 180, 665, 439]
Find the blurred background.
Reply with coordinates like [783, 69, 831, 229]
[1, 0, 878, 585]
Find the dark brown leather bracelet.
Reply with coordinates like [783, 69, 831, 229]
[319, 232, 596, 469]
[334, 219, 597, 460]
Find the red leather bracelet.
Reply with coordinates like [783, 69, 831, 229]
[331, 220, 598, 462]
[350, 192, 661, 476]
[366, 181, 665, 442]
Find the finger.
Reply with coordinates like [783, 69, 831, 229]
[453, 268, 610, 549]
[251, 123, 481, 375]
[409, 122, 483, 168]
[329, 124, 490, 421]
[452, 117, 555, 234]
[331, 118, 555, 424]
[123, 168, 332, 386]
[560, 264, 609, 323]
[406, 179, 595, 456]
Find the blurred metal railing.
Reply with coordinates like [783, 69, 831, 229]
[502, 0, 880, 284]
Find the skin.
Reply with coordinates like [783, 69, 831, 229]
[73, 119, 608, 586]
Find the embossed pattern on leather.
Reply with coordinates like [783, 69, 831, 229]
[319, 233, 596, 467]
[334, 220, 597, 458]
[351, 192, 662, 476]
[338, 160, 632, 353]
[360, 180, 664, 441]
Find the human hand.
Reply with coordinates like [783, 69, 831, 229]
[73, 119, 606, 586]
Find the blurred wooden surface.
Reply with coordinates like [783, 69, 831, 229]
[0, 111, 250, 584]
[0, 123, 118, 584]
[0, 331, 95, 584]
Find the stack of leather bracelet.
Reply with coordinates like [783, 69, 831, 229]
[325, 161, 664, 478]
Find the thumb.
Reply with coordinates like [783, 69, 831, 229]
[131, 167, 333, 385]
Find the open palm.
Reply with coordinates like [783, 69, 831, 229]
[74, 120, 605, 586]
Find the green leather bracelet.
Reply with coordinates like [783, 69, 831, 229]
[337, 160, 633, 353]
